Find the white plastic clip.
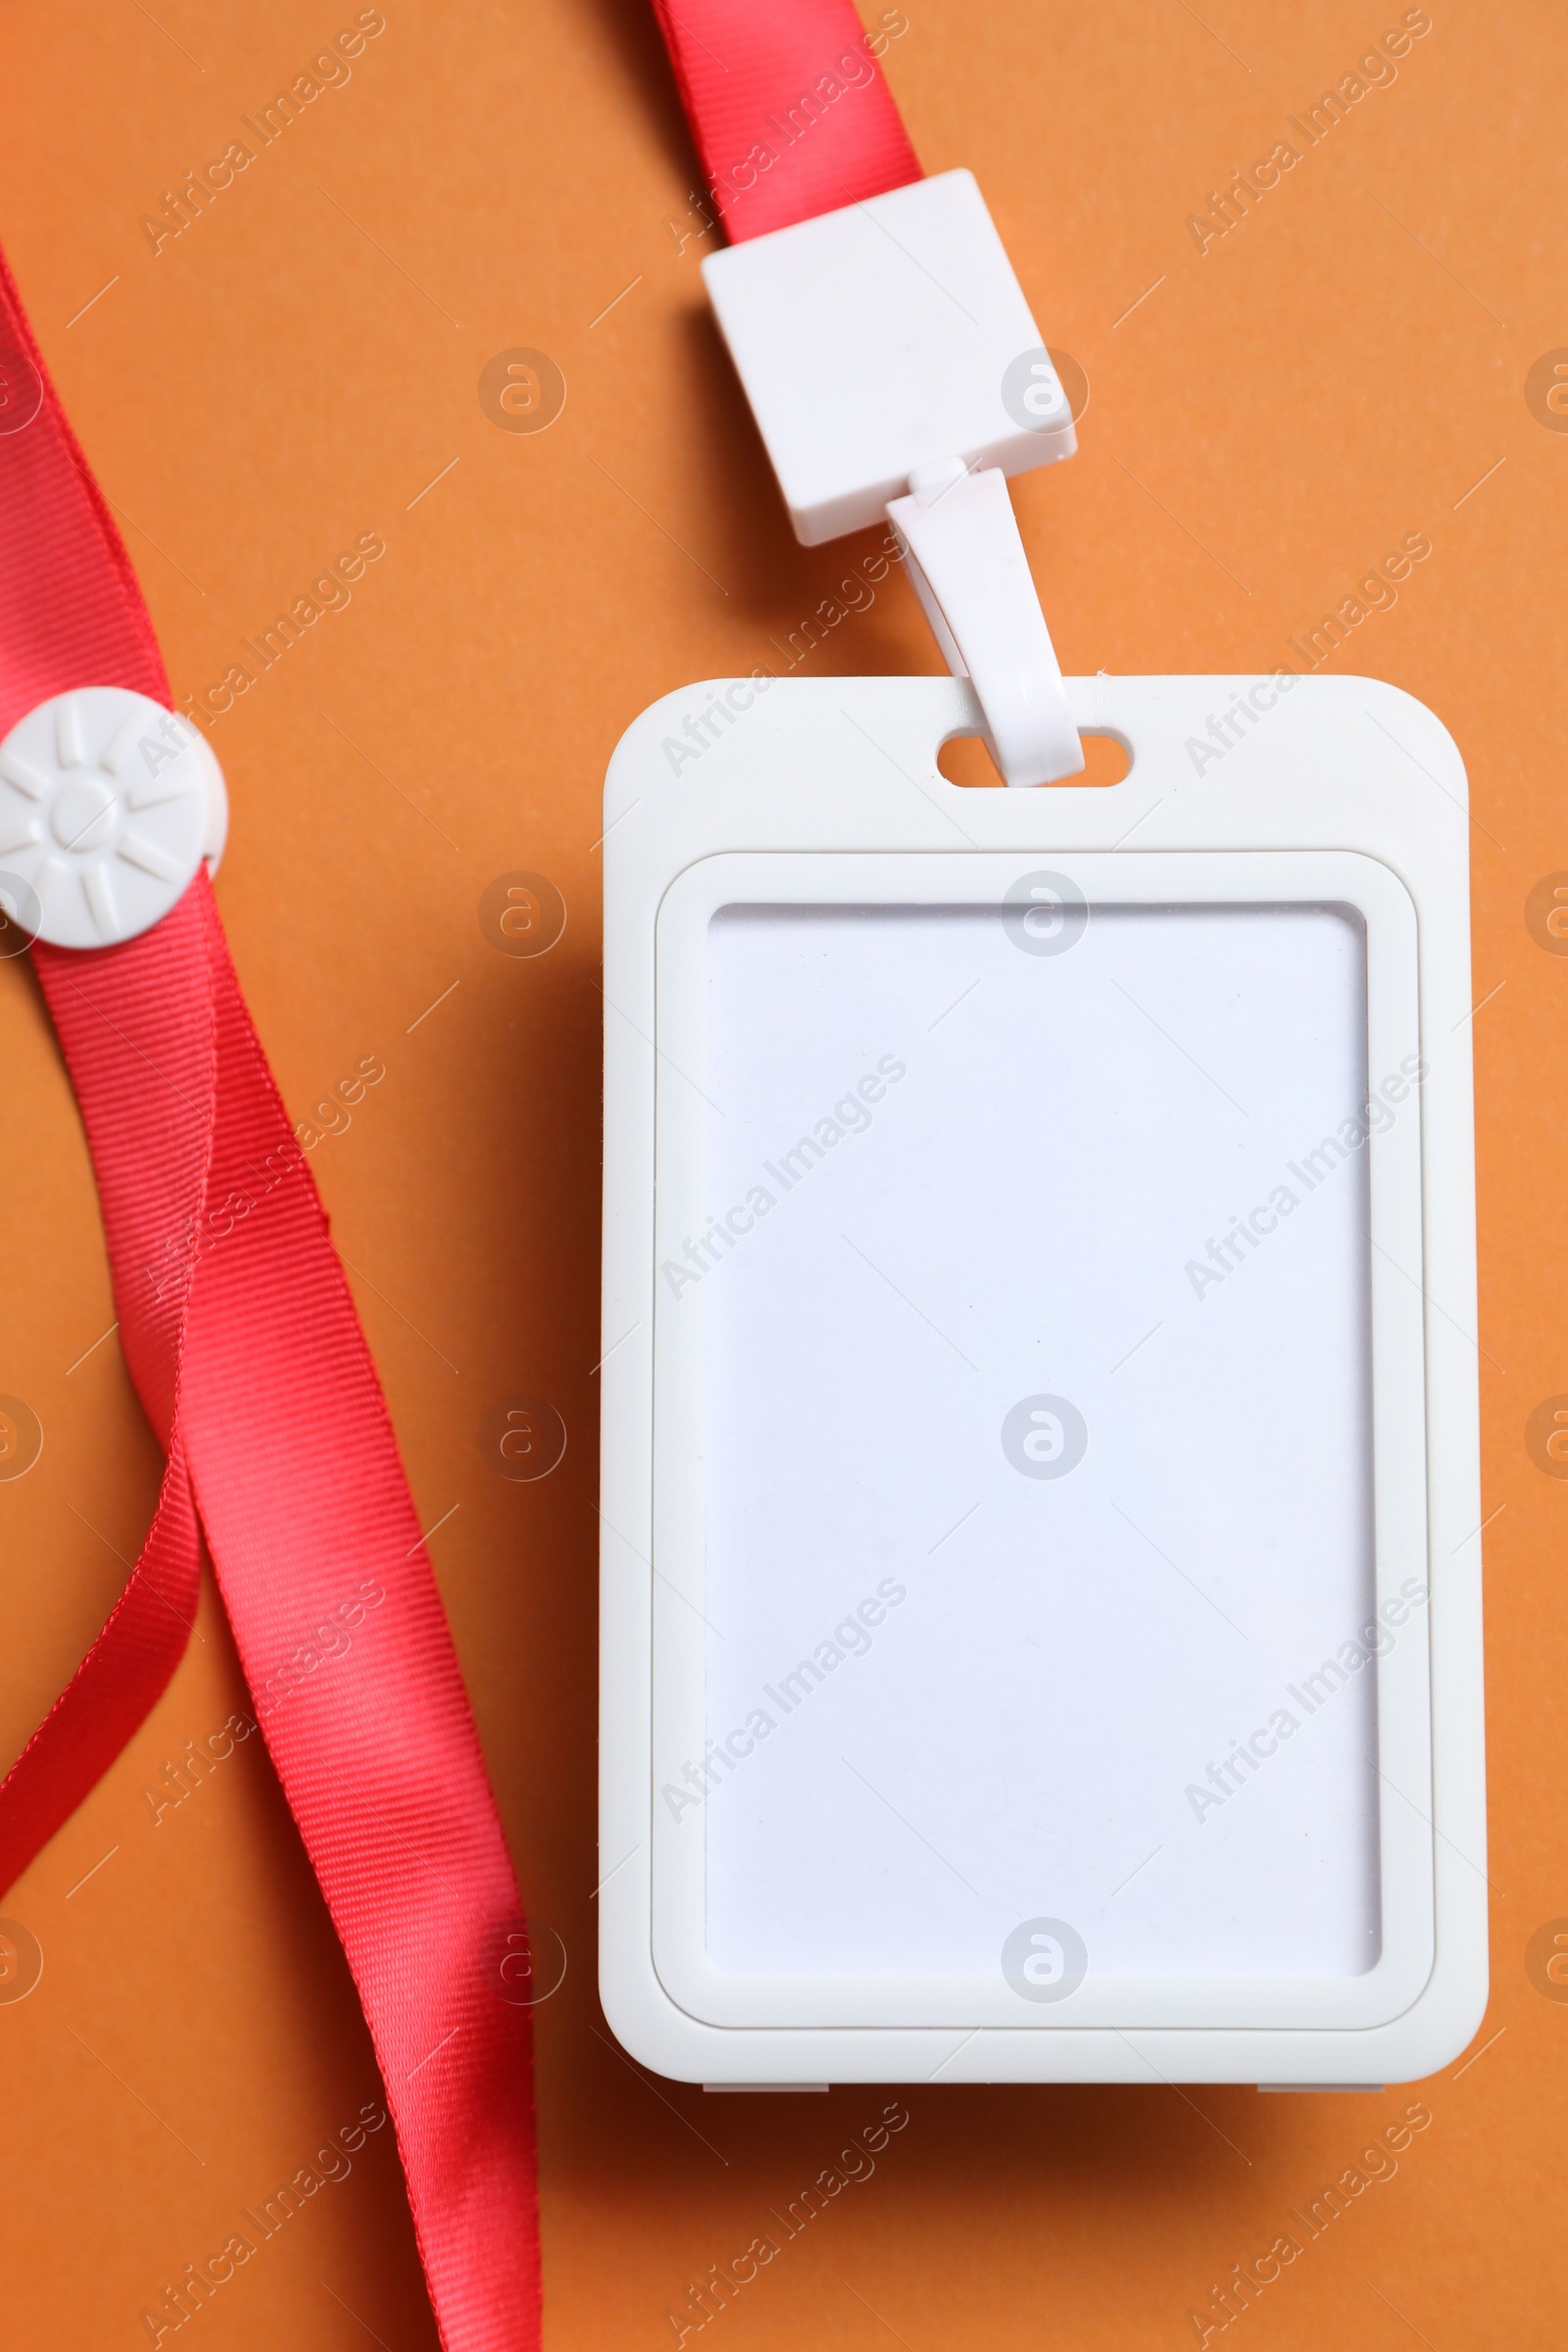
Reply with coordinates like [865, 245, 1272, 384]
[703, 168, 1083, 785]
[888, 459, 1082, 785]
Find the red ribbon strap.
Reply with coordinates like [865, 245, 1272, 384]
[0, 245, 540, 2350]
[650, 0, 921, 243]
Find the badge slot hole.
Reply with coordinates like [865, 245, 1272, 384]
[936, 726, 1131, 791]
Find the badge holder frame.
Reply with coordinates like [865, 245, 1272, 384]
[599, 669, 1485, 2087]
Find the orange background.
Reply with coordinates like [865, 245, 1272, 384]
[0, 1, 1564, 2344]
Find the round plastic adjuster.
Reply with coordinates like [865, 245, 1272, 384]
[0, 688, 226, 949]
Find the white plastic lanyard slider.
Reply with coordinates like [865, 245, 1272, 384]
[703, 168, 1083, 784]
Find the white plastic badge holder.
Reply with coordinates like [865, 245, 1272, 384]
[599, 672, 1485, 2088]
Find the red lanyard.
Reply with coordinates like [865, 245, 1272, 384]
[650, 0, 920, 240]
[0, 249, 539, 2350]
[0, 6, 920, 2343]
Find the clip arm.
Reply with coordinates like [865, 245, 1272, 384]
[889, 460, 1083, 787]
